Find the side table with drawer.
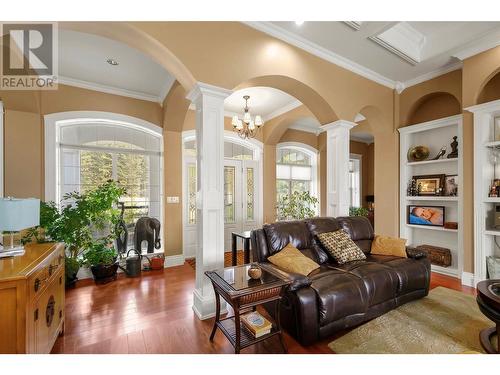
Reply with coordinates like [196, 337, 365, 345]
[205, 264, 291, 354]
[0, 242, 65, 354]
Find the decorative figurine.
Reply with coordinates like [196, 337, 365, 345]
[490, 185, 498, 198]
[447, 136, 459, 159]
[431, 146, 447, 160]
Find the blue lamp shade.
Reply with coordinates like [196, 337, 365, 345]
[0, 198, 40, 232]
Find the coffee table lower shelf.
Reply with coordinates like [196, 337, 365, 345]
[217, 316, 280, 349]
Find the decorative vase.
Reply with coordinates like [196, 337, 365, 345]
[248, 264, 262, 279]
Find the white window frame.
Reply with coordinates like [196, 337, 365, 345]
[276, 142, 318, 212]
[349, 153, 363, 208]
[0, 101, 3, 198]
[44, 110, 164, 250]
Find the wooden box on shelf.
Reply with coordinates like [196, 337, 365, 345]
[0, 242, 65, 354]
[416, 244, 452, 267]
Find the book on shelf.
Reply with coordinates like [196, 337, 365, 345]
[241, 311, 272, 338]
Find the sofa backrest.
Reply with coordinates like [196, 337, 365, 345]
[337, 216, 375, 254]
[250, 216, 375, 264]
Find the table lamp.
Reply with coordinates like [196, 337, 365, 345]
[0, 197, 40, 257]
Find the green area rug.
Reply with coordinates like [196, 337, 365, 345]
[329, 287, 497, 354]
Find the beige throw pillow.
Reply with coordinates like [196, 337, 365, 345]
[267, 244, 320, 276]
[317, 229, 366, 264]
[371, 235, 407, 258]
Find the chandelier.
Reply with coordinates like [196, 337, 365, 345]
[231, 95, 264, 139]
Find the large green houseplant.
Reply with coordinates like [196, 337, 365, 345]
[276, 191, 319, 221]
[22, 180, 126, 286]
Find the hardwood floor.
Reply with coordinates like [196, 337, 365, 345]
[51, 264, 475, 354]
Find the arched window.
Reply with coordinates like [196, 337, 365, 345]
[276, 143, 318, 206]
[45, 112, 163, 252]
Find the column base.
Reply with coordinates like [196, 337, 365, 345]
[192, 288, 227, 320]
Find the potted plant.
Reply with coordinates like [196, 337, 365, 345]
[276, 191, 319, 221]
[349, 207, 369, 217]
[22, 180, 126, 287]
[82, 242, 119, 283]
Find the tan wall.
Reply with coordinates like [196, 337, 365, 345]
[407, 93, 461, 125]
[477, 70, 500, 104]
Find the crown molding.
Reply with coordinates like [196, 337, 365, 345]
[452, 30, 500, 61]
[343, 21, 362, 31]
[398, 61, 463, 92]
[288, 122, 322, 136]
[263, 99, 303, 122]
[243, 21, 396, 89]
[350, 133, 374, 145]
[58, 76, 163, 103]
[321, 119, 357, 132]
[354, 113, 366, 122]
[186, 82, 233, 103]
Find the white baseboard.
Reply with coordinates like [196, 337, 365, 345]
[461, 272, 475, 287]
[165, 254, 185, 268]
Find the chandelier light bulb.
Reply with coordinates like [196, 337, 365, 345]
[237, 119, 243, 130]
[243, 111, 251, 123]
[255, 115, 263, 126]
[249, 120, 255, 130]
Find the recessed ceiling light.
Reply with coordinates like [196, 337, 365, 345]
[106, 58, 119, 66]
[295, 21, 304, 26]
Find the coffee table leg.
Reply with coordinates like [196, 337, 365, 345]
[232, 233, 237, 266]
[275, 299, 287, 354]
[210, 290, 220, 341]
[244, 238, 250, 264]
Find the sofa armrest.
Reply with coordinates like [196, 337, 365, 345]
[260, 262, 312, 292]
[406, 247, 427, 259]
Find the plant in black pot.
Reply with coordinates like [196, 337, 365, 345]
[82, 241, 119, 284]
[22, 180, 126, 287]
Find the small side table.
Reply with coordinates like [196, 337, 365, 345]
[231, 231, 252, 266]
[476, 279, 500, 354]
[205, 264, 291, 354]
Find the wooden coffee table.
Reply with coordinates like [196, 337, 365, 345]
[205, 264, 291, 354]
[476, 279, 500, 354]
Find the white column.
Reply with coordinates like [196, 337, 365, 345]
[186, 82, 232, 320]
[321, 120, 357, 217]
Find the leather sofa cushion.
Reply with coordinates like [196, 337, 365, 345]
[310, 270, 369, 326]
[337, 216, 374, 254]
[330, 261, 399, 306]
[366, 255, 430, 295]
[371, 235, 407, 258]
[268, 244, 320, 276]
[263, 220, 313, 255]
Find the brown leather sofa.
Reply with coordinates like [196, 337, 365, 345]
[250, 216, 431, 345]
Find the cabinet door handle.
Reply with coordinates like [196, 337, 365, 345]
[34, 308, 39, 321]
[34, 276, 49, 292]
[49, 263, 58, 276]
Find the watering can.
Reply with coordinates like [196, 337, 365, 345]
[118, 249, 142, 277]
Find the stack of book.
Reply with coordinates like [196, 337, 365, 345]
[241, 311, 272, 338]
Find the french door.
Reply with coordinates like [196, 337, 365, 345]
[183, 157, 260, 258]
[223, 159, 259, 251]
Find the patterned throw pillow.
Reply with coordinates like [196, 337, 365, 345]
[317, 229, 366, 264]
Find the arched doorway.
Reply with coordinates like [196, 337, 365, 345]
[181, 130, 263, 258]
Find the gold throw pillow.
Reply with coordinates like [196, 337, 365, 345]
[371, 235, 407, 258]
[267, 244, 320, 276]
[317, 229, 366, 264]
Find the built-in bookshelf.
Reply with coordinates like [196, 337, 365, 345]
[468, 98, 500, 284]
[398, 115, 463, 279]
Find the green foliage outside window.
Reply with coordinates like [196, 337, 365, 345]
[276, 191, 319, 221]
[349, 206, 369, 217]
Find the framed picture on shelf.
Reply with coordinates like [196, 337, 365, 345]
[444, 175, 458, 196]
[413, 174, 445, 196]
[407, 205, 445, 227]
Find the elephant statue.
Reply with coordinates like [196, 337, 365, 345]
[134, 217, 161, 254]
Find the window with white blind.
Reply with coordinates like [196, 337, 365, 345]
[45, 114, 163, 252]
[276, 144, 317, 204]
[349, 154, 362, 208]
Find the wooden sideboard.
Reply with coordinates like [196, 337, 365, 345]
[0, 242, 65, 353]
